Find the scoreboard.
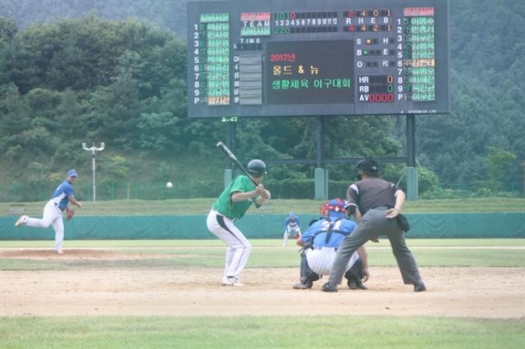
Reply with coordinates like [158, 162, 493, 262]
[187, 0, 449, 118]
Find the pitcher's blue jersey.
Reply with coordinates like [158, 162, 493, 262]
[50, 180, 74, 211]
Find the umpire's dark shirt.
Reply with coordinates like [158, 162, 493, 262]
[346, 178, 400, 215]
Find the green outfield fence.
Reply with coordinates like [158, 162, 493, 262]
[1, 213, 524, 240]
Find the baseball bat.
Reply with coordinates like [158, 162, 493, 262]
[216, 141, 258, 186]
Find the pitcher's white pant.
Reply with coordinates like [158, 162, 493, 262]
[207, 210, 252, 281]
[306, 247, 359, 277]
[25, 200, 64, 251]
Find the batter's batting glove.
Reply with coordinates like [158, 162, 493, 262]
[65, 208, 75, 220]
[294, 232, 301, 239]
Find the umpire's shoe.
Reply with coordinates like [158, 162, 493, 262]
[414, 283, 426, 292]
[321, 282, 338, 292]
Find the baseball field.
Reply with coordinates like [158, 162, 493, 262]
[1, 238, 524, 348]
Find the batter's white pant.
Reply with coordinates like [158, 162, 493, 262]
[206, 209, 252, 281]
[306, 247, 359, 278]
[25, 200, 64, 251]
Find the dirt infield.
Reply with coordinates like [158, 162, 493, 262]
[1, 249, 524, 319]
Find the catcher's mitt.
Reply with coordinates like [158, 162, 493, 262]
[65, 208, 75, 220]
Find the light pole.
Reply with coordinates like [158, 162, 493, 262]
[82, 142, 105, 202]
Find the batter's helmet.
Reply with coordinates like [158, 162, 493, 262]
[247, 159, 267, 176]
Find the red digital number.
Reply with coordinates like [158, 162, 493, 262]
[369, 94, 394, 102]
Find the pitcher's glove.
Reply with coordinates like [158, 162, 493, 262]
[65, 208, 75, 220]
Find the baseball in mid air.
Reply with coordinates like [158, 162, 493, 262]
[166, 182, 173, 188]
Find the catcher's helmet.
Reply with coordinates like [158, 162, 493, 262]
[320, 198, 347, 217]
[247, 159, 267, 176]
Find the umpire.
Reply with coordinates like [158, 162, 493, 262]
[321, 159, 426, 293]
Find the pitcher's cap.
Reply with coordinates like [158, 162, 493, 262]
[67, 169, 78, 178]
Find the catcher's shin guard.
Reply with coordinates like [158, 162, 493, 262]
[300, 250, 320, 283]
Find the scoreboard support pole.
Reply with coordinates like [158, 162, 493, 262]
[406, 114, 418, 201]
[315, 116, 329, 200]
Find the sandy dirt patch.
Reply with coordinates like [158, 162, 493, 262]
[1, 249, 524, 318]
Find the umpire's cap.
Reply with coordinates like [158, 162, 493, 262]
[356, 158, 379, 173]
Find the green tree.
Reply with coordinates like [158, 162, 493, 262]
[486, 147, 517, 192]
[0, 83, 30, 162]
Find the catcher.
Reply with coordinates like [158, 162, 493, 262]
[282, 212, 301, 247]
[292, 198, 369, 290]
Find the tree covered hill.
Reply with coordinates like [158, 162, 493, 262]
[0, 0, 523, 200]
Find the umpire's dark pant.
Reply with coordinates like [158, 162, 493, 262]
[327, 207, 424, 286]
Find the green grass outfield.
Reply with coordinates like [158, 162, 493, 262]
[1, 239, 524, 348]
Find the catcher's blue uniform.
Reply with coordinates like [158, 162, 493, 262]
[294, 199, 367, 290]
[301, 217, 356, 249]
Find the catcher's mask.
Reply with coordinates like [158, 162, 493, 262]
[320, 198, 347, 218]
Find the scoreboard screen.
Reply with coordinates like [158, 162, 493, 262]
[187, 0, 449, 118]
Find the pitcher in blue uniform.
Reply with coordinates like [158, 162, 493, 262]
[15, 169, 83, 254]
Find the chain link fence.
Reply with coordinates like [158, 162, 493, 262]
[0, 180, 224, 202]
[1, 179, 523, 203]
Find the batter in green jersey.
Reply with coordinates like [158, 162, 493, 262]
[206, 159, 271, 286]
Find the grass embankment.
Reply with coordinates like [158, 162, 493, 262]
[1, 197, 525, 216]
